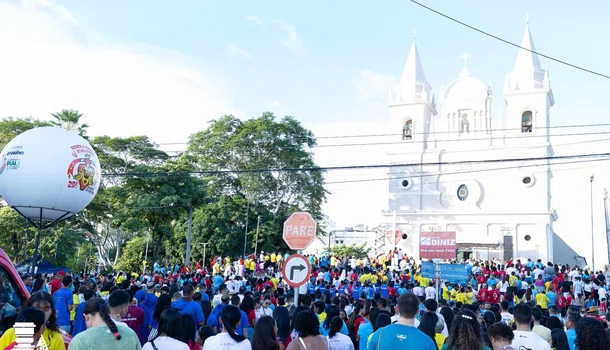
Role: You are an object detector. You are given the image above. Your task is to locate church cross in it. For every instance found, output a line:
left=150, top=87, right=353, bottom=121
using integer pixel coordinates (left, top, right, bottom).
left=525, top=12, right=530, bottom=25
left=412, top=28, right=417, bottom=39
left=461, top=52, right=470, bottom=68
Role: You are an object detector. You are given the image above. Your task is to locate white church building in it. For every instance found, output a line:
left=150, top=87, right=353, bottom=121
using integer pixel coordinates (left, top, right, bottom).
left=383, top=24, right=584, bottom=265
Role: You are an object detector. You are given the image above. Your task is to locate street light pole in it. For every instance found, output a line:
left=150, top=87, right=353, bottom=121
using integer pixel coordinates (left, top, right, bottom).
left=254, top=216, right=261, bottom=257
left=200, top=242, right=210, bottom=268
left=243, top=198, right=250, bottom=257
left=590, top=174, right=595, bottom=272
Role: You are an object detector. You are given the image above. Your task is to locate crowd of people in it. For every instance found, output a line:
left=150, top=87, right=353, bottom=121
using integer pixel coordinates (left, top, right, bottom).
left=1, top=250, right=610, bottom=349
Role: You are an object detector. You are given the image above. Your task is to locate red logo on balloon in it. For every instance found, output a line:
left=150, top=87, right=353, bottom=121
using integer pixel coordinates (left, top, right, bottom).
left=67, top=155, right=97, bottom=193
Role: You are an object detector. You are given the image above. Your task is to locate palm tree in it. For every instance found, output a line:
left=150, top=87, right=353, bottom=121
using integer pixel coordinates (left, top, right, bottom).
left=51, top=109, right=89, bottom=138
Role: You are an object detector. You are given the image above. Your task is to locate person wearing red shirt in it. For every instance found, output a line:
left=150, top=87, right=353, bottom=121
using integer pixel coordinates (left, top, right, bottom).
left=477, top=285, right=490, bottom=303
left=49, top=271, right=65, bottom=295
left=476, top=274, right=487, bottom=288
left=350, top=272, right=358, bottom=282
left=489, top=288, right=501, bottom=305
left=556, top=293, right=567, bottom=311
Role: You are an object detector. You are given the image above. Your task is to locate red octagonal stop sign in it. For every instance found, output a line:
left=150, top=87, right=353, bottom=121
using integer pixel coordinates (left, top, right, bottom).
left=283, top=212, right=317, bottom=250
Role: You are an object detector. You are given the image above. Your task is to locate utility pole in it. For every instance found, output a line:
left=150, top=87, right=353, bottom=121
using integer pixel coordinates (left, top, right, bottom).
left=254, top=216, right=261, bottom=257
left=185, top=205, right=194, bottom=266
left=590, top=174, right=595, bottom=272
left=243, top=198, right=250, bottom=257
left=144, top=231, right=150, bottom=274
left=200, top=242, right=210, bottom=267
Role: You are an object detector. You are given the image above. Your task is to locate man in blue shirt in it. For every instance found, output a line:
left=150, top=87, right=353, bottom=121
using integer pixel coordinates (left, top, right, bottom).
left=52, top=275, right=73, bottom=333
left=171, top=284, right=205, bottom=331
left=564, top=312, right=580, bottom=350
left=368, top=292, right=436, bottom=350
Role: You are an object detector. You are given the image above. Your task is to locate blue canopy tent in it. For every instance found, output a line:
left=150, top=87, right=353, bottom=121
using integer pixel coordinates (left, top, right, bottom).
left=35, top=261, right=71, bottom=274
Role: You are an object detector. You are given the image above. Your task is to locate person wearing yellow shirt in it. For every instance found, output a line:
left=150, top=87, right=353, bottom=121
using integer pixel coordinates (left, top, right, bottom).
left=0, top=292, right=66, bottom=350
left=465, top=287, right=475, bottom=304
left=271, top=276, right=279, bottom=289
left=71, top=286, right=86, bottom=325
left=450, top=288, right=457, bottom=301
left=271, top=253, right=276, bottom=263
left=370, top=275, right=378, bottom=284
left=455, top=288, right=467, bottom=304
left=330, top=256, right=337, bottom=267
left=536, top=292, right=550, bottom=311
left=360, top=273, right=371, bottom=284
left=442, top=282, right=451, bottom=300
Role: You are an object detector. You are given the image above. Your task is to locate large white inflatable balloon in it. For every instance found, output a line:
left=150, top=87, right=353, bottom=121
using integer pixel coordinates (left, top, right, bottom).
left=0, top=126, right=102, bottom=222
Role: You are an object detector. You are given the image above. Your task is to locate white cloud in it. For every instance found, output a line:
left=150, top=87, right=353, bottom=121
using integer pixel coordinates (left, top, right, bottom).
left=352, top=70, right=395, bottom=102
left=274, top=20, right=305, bottom=55
left=0, top=0, right=239, bottom=147
left=246, top=15, right=263, bottom=25
left=228, top=42, right=254, bottom=59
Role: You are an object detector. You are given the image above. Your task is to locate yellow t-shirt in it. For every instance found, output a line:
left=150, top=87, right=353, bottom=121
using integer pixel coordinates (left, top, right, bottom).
left=271, top=253, right=276, bottom=263
left=0, top=327, right=65, bottom=350
left=456, top=292, right=467, bottom=304
left=249, top=261, right=256, bottom=270
left=536, top=293, right=550, bottom=309
left=435, top=333, right=447, bottom=349
left=466, top=292, right=474, bottom=304
left=71, top=293, right=80, bottom=321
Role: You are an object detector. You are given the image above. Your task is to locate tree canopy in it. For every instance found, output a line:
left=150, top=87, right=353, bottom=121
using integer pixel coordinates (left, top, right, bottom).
left=0, top=111, right=327, bottom=273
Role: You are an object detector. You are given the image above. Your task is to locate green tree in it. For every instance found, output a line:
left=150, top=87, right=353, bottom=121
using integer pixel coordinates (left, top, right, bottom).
left=0, top=117, right=50, bottom=150
left=188, top=113, right=326, bottom=220
left=117, top=157, right=207, bottom=261
left=330, top=243, right=370, bottom=259
left=114, top=236, right=148, bottom=273
left=50, top=109, right=89, bottom=138
left=186, top=113, right=327, bottom=256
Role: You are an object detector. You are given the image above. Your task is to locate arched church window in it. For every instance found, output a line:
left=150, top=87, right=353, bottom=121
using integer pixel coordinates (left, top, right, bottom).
left=522, top=111, right=533, bottom=133
left=460, top=114, right=469, bottom=134
left=403, top=120, right=412, bottom=140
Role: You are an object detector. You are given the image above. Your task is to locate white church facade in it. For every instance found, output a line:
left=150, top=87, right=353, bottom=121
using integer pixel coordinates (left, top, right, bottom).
left=383, top=24, right=583, bottom=265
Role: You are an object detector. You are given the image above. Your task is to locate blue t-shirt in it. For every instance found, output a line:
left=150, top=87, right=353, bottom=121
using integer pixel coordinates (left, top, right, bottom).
left=546, top=291, right=556, bottom=307
left=71, top=302, right=87, bottom=336
left=368, top=324, right=436, bottom=350
left=171, top=299, right=205, bottom=329
left=52, top=288, right=73, bottom=326
left=358, top=320, right=373, bottom=350
left=565, top=328, right=576, bottom=350
left=380, top=286, right=389, bottom=298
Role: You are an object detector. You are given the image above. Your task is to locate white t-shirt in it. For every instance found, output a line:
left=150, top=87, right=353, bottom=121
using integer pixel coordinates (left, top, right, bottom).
left=203, top=333, right=252, bottom=350
left=143, top=336, right=189, bottom=350
left=328, top=333, right=355, bottom=350
left=424, top=286, right=436, bottom=300
left=511, top=330, right=552, bottom=350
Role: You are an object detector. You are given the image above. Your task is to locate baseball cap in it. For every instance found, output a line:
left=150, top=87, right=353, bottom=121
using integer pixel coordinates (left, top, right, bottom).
left=57, top=271, right=66, bottom=276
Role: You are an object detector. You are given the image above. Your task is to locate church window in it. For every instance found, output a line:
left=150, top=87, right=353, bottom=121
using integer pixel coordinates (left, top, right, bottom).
left=522, top=111, right=533, bottom=133
left=457, top=184, right=469, bottom=201
left=460, top=114, right=470, bottom=134
left=400, top=178, right=413, bottom=190
left=403, top=120, right=412, bottom=140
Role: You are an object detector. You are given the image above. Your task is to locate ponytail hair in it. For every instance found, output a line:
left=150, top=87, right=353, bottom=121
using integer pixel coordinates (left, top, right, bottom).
left=84, top=297, right=122, bottom=341
left=328, top=316, right=343, bottom=338
left=220, top=305, right=246, bottom=343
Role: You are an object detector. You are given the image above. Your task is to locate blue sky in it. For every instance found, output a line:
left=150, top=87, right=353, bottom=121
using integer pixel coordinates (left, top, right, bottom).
left=51, top=0, right=610, bottom=128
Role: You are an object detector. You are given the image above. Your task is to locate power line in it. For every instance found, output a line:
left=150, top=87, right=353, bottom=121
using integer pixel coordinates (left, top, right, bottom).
left=95, top=157, right=610, bottom=209
left=409, top=0, right=610, bottom=79
left=122, top=129, right=610, bottom=157
left=102, top=152, right=610, bottom=177
left=150, top=122, right=610, bottom=147
left=325, top=156, right=610, bottom=186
